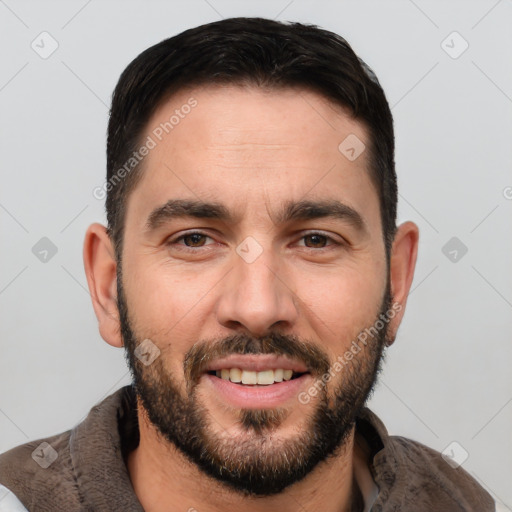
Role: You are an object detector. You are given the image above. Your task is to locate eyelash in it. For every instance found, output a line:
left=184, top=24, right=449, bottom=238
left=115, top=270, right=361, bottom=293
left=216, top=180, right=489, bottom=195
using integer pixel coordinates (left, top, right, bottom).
left=166, top=231, right=343, bottom=253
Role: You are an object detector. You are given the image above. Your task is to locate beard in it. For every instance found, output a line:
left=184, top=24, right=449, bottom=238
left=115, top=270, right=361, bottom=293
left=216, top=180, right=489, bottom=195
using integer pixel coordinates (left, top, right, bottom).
left=117, top=264, right=392, bottom=496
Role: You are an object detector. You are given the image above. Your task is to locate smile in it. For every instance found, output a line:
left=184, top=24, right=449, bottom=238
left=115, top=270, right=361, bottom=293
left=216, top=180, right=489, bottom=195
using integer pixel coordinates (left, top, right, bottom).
left=201, top=354, right=313, bottom=408
left=209, top=368, right=306, bottom=385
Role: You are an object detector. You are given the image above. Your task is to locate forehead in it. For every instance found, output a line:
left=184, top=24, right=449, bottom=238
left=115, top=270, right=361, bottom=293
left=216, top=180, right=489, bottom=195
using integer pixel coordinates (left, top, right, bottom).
left=125, top=84, right=379, bottom=231
left=146, top=84, right=367, bottom=162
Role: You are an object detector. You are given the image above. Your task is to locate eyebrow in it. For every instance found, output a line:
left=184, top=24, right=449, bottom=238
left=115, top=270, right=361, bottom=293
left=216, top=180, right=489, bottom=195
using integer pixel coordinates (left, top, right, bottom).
left=145, top=200, right=233, bottom=232
left=145, top=198, right=367, bottom=233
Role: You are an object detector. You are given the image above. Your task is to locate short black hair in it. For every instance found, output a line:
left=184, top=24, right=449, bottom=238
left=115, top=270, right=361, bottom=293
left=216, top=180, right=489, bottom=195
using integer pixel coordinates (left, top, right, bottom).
left=106, top=17, right=397, bottom=261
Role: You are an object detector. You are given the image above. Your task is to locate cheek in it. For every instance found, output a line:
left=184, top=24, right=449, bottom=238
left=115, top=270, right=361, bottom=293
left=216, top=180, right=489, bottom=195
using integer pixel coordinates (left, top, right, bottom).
left=123, top=259, right=213, bottom=341
left=134, top=272, right=201, bottom=329
left=292, top=263, right=385, bottom=344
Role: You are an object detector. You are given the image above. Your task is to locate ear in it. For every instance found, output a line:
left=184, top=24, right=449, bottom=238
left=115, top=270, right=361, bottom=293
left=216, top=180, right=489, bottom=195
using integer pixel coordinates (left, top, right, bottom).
left=83, top=223, right=123, bottom=348
left=386, top=221, right=419, bottom=345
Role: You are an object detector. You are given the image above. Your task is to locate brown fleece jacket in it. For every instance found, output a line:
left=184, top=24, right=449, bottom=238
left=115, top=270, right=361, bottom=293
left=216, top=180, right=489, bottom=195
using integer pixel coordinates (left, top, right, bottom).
left=0, top=386, right=495, bottom=511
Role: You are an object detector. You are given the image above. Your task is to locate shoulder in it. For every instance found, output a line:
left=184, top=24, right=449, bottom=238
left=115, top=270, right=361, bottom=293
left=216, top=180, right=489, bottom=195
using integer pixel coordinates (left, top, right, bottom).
left=356, top=409, right=495, bottom=511
left=384, top=435, right=495, bottom=510
left=0, top=430, right=77, bottom=511
left=0, top=429, right=71, bottom=477
left=0, top=386, right=135, bottom=511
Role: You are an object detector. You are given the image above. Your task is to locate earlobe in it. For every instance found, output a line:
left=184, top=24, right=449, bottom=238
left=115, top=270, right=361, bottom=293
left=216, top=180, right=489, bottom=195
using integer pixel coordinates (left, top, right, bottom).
left=386, top=221, right=419, bottom=344
left=83, top=223, right=123, bottom=348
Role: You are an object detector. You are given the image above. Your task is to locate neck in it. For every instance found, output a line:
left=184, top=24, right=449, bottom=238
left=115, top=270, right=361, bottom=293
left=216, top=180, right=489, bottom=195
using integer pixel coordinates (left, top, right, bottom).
left=127, top=402, right=361, bottom=512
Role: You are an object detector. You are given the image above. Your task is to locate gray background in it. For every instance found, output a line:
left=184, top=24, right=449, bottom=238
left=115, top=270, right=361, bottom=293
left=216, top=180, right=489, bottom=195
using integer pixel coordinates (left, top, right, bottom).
left=1, top=0, right=511, bottom=507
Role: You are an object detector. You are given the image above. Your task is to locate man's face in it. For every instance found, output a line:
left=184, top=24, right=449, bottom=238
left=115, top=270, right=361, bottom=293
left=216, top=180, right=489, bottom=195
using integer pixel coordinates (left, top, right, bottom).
left=118, top=85, right=391, bottom=495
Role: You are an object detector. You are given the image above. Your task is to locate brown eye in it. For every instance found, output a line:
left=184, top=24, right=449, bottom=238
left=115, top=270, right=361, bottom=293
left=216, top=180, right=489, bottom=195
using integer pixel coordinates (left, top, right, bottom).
left=167, top=231, right=214, bottom=251
left=181, top=233, right=208, bottom=247
left=303, top=234, right=329, bottom=248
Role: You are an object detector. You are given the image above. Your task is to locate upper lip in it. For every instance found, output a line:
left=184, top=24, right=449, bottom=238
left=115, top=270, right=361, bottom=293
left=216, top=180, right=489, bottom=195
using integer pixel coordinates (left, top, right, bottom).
left=203, top=354, right=309, bottom=373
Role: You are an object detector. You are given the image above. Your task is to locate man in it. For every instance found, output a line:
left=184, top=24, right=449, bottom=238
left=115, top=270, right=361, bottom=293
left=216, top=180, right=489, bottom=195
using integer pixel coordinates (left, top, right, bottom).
left=0, top=17, right=495, bottom=512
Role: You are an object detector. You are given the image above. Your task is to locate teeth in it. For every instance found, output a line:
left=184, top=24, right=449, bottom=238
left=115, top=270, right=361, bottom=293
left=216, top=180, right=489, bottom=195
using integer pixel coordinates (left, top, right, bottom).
left=214, top=368, right=302, bottom=385
left=241, top=370, right=257, bottom=385
left=229, top=368, right=242, bottom=383
left=257, top=370, right=274, bottom=385
left=274, top=369, right=284, bottom=382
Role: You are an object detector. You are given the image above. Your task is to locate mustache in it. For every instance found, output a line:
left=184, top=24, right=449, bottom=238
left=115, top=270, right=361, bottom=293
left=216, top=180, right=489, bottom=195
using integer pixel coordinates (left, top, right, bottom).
left=184, top=332, right=331, bottom=388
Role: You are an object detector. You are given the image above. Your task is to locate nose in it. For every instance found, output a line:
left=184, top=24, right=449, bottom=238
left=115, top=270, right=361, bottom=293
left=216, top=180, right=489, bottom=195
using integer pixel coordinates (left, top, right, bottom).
left=216, top=245, right=299, bottom=337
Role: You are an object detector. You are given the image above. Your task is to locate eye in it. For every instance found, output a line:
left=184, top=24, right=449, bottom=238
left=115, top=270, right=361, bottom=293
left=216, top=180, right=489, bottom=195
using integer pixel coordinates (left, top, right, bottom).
left=298, top=232, right=342, bottom=249
left=167, top=231, right=214, bottom=251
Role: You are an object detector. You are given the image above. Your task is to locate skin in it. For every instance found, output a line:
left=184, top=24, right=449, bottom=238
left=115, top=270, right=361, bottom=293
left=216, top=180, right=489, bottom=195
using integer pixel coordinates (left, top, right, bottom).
left=83, top=84, right=419, bottom=512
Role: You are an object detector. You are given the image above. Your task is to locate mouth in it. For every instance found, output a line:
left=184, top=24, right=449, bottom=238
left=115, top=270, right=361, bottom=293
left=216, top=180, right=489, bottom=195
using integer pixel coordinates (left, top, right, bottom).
left=200, top=354, right=313, bottom=408
left=203, top=354, right=310, bottom=384
left=206, top=368, right=308, bottom=386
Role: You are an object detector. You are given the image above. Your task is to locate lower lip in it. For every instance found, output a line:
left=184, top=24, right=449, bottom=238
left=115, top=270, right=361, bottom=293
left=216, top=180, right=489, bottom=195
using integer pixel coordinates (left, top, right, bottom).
left=201, top=373, right=312, bottom=409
